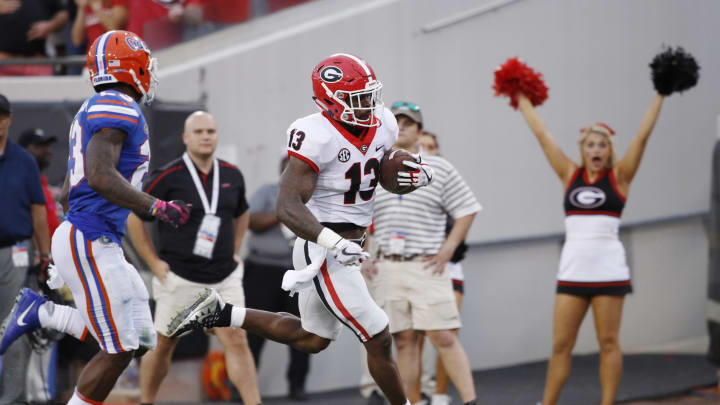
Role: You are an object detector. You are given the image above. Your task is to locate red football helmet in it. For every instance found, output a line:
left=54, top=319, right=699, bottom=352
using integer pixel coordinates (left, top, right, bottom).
left=311, top=53, right=383, bottom=127
left=86, top=30, right=158, bottom=105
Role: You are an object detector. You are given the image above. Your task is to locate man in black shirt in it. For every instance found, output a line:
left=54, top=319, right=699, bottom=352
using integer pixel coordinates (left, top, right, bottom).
left=0, top=0, right=68, bottom=57
left=126, top=111, right=261, bottom=405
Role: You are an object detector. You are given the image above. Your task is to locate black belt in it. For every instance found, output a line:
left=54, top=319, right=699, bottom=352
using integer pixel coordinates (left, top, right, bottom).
left=380, top=254, right=427, bottom=262
left=321, top=222, right=365, bottom=233
left=349, top=234, right=367, bottom=248
left=321, top=222, right=366, bottom=247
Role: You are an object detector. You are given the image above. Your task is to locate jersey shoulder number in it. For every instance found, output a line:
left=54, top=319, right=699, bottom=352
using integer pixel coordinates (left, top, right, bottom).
left=286, top=114, right=333, bottom=172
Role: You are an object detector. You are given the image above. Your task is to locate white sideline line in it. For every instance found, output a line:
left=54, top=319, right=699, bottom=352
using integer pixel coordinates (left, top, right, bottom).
left=160, top=0, right=400, bottom=78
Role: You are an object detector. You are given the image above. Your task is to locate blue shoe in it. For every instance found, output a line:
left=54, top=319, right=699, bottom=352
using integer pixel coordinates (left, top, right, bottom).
left=0, top=288, right=45, bottom=355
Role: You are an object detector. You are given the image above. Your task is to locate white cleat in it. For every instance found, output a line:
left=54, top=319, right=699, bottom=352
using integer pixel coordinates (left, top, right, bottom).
left=166, top=288, right=225, bottom=338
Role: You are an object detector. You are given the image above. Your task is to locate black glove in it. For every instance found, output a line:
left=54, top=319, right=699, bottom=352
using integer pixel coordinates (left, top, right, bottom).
left=29, top=255, right=52, bottom=293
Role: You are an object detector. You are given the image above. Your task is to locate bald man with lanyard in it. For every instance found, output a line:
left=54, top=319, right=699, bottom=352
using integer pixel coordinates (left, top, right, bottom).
left=126, top=111, right=261, bottom=405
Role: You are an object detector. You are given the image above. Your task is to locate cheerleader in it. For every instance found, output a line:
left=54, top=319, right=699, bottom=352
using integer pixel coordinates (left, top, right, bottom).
left=494, top=47, right=699, bottom=405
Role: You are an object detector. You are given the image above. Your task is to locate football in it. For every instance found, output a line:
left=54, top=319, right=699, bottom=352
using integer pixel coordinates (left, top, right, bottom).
left=379, top=149, right=416, bottom=194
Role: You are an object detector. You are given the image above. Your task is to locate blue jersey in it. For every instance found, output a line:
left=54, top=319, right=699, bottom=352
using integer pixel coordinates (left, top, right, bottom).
left=66, top=90, right=150, bottom=244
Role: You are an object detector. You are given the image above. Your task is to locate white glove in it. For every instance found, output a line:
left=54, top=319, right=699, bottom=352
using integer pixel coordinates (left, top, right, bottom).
left=398, top=157, right=434, bottom=188
left=332, top=238, right=370, bottom=266
left=316, top=227, right=370, bottom=266
left=46, top=263, right=65, bottom=290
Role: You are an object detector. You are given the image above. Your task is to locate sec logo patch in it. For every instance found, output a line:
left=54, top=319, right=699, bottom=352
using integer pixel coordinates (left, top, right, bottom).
left=338, top=148, right=351, bottom=162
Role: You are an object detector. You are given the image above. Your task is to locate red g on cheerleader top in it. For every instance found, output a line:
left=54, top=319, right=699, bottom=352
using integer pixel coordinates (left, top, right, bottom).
left=564, top=168, right=626, bottom=218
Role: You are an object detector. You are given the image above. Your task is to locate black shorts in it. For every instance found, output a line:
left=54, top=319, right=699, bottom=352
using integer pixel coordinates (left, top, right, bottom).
left=556, top=280, right=632, bottom=297
left=452, top=279, right=464, bottom=295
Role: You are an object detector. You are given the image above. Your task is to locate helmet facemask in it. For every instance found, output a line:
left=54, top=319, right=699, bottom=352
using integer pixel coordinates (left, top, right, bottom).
left=325, top=80, right=383, bottom=127
left=145, top=57, right=159, bottom=105
left=131, top=56, right=158, bottom=105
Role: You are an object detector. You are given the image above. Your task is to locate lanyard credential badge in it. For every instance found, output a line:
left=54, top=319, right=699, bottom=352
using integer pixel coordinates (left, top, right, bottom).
left=11, top=242, right=29, bottom=268
left=194, top=214, right=221, bottom=258
left=388, top=231, right=406, bottom=256
left=183, top=153, right=221, bottom=259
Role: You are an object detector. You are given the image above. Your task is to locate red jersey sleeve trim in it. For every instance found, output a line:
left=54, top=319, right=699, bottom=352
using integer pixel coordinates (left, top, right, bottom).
left=288, top=151, right=319, bottom=173
left=564, top=167, right=582, bottom=192
left=608, top=169, right=627, bottom=202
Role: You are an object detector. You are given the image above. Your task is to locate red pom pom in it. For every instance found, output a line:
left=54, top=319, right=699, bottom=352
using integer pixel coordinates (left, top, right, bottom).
left=493, top=57, right=549, bottom=109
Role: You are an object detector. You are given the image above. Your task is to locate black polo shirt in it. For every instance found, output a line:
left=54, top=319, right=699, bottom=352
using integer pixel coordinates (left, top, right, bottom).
left=142, top=156, right=248, bottom=283
left=0, top=140, right=46, bottom=247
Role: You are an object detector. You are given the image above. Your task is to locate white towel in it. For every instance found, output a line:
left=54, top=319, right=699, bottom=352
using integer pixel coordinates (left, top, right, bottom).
left=282, top=245, right=328, bottom=297
left=46, top=263, right=65, bottom=290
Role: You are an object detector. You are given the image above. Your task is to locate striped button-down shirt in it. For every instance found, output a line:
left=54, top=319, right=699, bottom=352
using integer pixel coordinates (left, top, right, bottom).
left=373, top=154, right=481, bottom=256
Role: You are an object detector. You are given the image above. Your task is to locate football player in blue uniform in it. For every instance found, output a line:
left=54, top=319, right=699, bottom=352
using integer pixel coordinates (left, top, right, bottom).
left=0, top=30, right=192, bottom=405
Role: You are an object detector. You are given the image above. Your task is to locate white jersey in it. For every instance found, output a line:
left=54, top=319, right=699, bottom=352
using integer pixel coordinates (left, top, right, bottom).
left=286, top=108, right=398, bottom=227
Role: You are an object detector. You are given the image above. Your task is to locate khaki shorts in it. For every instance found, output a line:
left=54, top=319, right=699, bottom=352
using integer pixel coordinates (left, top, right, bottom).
left=368, top=258, right=460, bottom=334
left=152, top=265, right=245, bottom=336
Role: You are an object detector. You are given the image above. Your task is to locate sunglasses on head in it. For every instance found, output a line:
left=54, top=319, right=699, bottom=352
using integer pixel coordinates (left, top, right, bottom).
left=392, top=101, right=421, bottom=111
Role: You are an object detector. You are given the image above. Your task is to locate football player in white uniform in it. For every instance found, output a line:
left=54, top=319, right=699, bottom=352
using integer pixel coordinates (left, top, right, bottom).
left=166, top=54, right=433, bottom=405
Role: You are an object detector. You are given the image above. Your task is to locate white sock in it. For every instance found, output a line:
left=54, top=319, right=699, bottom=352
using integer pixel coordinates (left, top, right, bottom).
left=230, top=305, right=246, bottom=328
left=39, top=302, right=88, bottom=341
left=67, top=389, right=102, bottom=405
left=431, top=394, right=451, bottom=405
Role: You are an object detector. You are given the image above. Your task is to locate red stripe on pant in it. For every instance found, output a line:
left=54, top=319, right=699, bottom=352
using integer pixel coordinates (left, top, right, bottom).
left=320, top=261, right=371, bottom=341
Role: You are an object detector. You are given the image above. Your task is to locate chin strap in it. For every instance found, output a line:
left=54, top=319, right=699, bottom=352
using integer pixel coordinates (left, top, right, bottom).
left=129, top=69, right=149, bottom=104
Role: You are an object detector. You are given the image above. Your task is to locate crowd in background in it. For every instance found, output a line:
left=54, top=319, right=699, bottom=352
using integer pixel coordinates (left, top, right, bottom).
left=0, top=0, right=311, bottom=76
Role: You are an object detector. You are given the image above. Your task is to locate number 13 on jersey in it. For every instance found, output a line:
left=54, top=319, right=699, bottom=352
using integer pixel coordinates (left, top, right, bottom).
left=68, top=117, right=150, bottom=189
left=68, top=119, right=85, bottom=187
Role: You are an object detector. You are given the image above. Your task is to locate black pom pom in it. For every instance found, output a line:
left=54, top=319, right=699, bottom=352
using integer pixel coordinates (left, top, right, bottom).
left=649, top=46, right=700, bottom=96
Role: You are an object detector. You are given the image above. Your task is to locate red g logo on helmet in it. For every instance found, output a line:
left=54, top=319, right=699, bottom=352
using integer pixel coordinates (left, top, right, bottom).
left=320, top=66, right=343, bottom=83
left=311, top=53, right=383, bottom=128
left=87, top=30, right=158, bottom=105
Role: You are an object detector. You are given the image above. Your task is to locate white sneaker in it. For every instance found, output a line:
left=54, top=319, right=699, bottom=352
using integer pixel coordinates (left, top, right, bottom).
left=431, top=394, right=451, bottom=405
left=166, top=288, right=225, bottom=337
